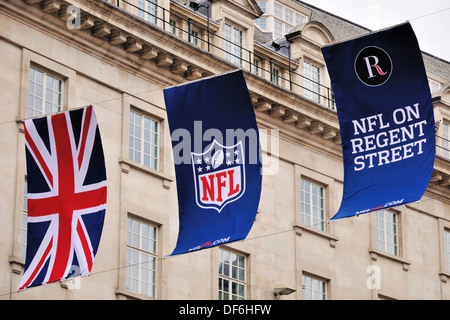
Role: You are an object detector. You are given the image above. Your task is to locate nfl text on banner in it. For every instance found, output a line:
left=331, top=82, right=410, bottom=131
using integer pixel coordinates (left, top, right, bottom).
left=164, top=70, right=262, bottom=256
left=19, top=106, right=107, bottom=290
left=321, top=22, right=435, bottom=220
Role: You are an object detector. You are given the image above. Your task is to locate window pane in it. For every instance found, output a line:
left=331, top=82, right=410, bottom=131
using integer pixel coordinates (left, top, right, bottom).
left=218, top=249, right=246, bottom=300
left=303, top=275, right=326, bottom=300
left=129, top=110, right=159, bottom=169
left=126, top=217, right=158, bottom=297
left=300, top=179, right=325, bottom=231
left=375, top=210, right=398, bottom=255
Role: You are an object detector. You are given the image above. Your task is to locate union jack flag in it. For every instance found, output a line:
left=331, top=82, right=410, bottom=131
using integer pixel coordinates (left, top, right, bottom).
left=19, top=106, right=107, bottom=290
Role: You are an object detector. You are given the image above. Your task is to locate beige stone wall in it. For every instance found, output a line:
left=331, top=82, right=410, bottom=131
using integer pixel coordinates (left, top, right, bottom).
left=0, top=0, right=449, bottom=300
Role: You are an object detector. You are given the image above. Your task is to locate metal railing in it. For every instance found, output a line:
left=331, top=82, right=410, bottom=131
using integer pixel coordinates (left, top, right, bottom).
left=116, top=0, right=336, bottom=110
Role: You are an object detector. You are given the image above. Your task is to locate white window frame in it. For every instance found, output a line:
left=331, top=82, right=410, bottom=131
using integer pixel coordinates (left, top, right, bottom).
left=218, top=248, right=246, bottom=300
left=28, top=66, right=63, bottom=117
left=169, top=18, right=178, bottom=35
left=303, top=60, right=321, bottom=103
left=284, top=8, right=293, bottom=24
left=274, top=19, right=283, bottom=39
left=224, top=23, right=244, bottom=67
left=300, top=179, right=325, bottom=231
left=271, top=67, right=280, bottom=85
left=302, top=274, right=327, bottom=300
left=445, top=229, right=450, bottom=273
left=137, top=0, right=158, bottom=25
left=126, top=216, right=158, bottom=298
left=375, top=209, right=399, bottom=256
left=255, top=17, right=267, bottom=30
left=428, top=78, right=442, bottom=93
left=443, top=122, right=449, bottom=160
left=295, top=13, right=304, bottom=26
left=190, top=28, right=200, bottom=46
left=253, top=58, right=260, bottom=76
left=256, top=1, right=266, bottom=14
left=129, top=109, right=160, bottom=170
left=274, top=3, right=282, bottom=19
left=22, top=179, right=28, bottom=259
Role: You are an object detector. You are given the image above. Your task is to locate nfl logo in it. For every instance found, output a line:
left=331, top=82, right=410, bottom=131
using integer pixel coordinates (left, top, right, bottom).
left=191, top=140, right=245, bottom=212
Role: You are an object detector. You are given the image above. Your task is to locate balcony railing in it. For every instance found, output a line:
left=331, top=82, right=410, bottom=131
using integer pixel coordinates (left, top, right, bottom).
left=115, top=0, right=336, bottom=110
left=436, top=134, right=450, bottom=159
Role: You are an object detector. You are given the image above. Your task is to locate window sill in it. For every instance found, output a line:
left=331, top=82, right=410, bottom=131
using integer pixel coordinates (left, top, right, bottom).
left=119, top=158, right=174, bottom=189
left=439, top=271, right=450, bottom=283
left=368, top=248, right=411, bottom=271
left=9, top=256, right=24, bottom=274
left=115, top=288, right=156, bottom=300
left=294, top=224, right=339, bottom=248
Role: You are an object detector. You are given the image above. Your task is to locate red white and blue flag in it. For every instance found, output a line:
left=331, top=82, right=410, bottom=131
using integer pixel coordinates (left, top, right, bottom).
left=19, top=106, right=107, bottom=290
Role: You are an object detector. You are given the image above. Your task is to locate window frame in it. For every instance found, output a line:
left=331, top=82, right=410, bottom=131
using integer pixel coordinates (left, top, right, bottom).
left=294, top=165, right=338, bottom=244
left=218, top=248, right=247, bottom=300
left=129, top=108, right=160, bottom=171
left=137, top=0, right=158, bottom=25
left=28, top=65, right=63, bottom=118
left=303, top=60, right=321, bottom=103
left=224, top=23, right=244, bottom=67
left=300, top=178, right=326, bottom=232
left=374, top=209, right=399, bottom=256
left=126, top=216, right=159, bottom=298
left=442, top=121, right=449, bottom=160
left=273, top=19, right=283, bottom=39
left=302, top=273, right=327, bottom=300
left=21, top=178, right=28, bottom=260
left=445, top=229, right=450, bottom=273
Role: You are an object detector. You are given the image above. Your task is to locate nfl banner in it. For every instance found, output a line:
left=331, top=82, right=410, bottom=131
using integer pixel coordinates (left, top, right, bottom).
left=321, top=22, right=435, bottom=220
left=19, top=106, right=107, bottom=290
left=164, top=70, right=262, bottom=256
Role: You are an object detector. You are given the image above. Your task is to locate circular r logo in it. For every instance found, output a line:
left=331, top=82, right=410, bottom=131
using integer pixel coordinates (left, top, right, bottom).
left=355, top=46, right=392, bottom=87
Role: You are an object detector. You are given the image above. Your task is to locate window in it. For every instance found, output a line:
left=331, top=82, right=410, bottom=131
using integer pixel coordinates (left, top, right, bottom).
left=304, top=61, right=321, bottom=103
left=253, top=58, right=260, bottom=76
left=126, top=217, right=158, bottom=297
left=375, top=210, right=398, bottom=256
left=255, top=17, right=266, bottom=30
left=285, top=8, right=293, bottom=24
left=428, top=79, right=442, bottom=93
left=274, top=19, right=283, bottom=39
left=22, top=179, right=28, bottom=259
left=284, top=8, right=293, bottom=33
left=443, top=122, right=449, bottom=159
left=190, top=29, right=200, bottom=46
left=137, top=0, right=158, bottom=25
left=445, top=229, right=450, bottom=273
left=218, top=248, right=246, bottom=300
left=274, top=4, right=282, bottom=18
left=28, top=66, right=62, bottom=117
left=295, top=13, right=304, bottom=26
left=301, top=179, right=325, bottom=231
left=225, top=24, right=243, bottom=67
left=302, top=274, right=327, bottom=300
left=169, top=19, right=178, bottom=35
left=256, top=1, right=266, bottom=13
left=129, top=109, right=159, bottom=170
left=271, top=67, right=280, bottom=85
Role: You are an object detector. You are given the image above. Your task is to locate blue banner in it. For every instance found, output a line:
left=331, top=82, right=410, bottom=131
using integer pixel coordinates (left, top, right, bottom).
left=164, top=70, right=262, bottom=255
left=321, top=23, right=435, bottom=220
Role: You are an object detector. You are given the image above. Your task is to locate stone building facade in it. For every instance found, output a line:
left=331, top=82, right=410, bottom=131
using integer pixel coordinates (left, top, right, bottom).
left=0, top=0, right=449, bottom=299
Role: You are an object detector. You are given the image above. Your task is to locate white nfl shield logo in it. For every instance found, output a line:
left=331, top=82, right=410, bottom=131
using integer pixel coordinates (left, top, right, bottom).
left=191, top=140, right=245, bottom=212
